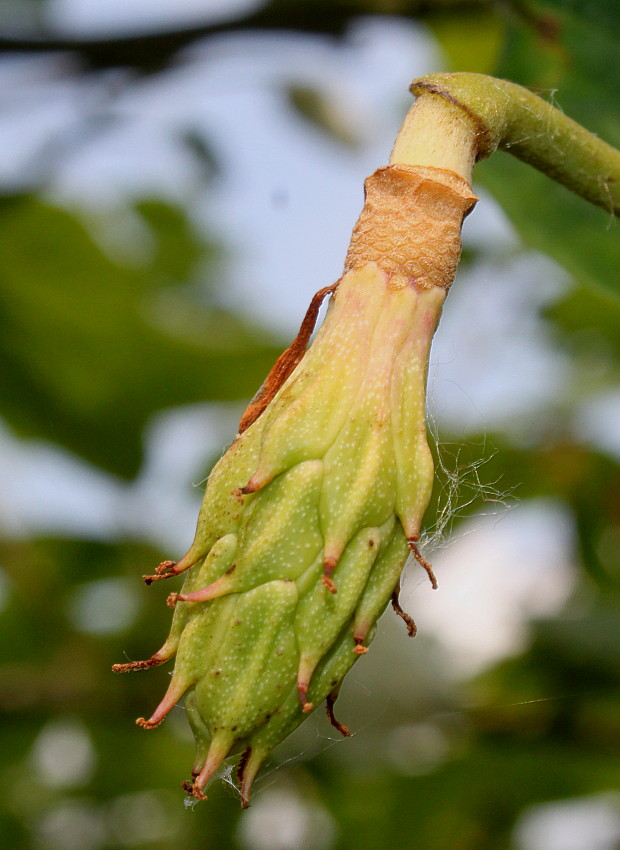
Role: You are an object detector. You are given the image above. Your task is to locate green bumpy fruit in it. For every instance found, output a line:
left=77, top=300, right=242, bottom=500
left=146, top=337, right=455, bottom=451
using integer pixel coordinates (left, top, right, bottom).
left=115, top=263, right=443, bottom=804
left=114, top=164, right=477, bottom=805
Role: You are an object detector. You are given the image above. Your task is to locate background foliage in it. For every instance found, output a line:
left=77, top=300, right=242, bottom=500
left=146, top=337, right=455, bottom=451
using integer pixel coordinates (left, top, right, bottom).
left=0, top=1, right=619, bottom=849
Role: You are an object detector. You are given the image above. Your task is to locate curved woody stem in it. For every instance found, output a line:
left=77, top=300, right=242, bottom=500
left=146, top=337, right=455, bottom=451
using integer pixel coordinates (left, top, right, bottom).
left=390, top=72, right=620, bottom=215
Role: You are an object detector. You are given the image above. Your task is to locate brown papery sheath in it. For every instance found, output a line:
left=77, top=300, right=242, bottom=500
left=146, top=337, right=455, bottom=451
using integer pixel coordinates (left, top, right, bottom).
left=344, top=165, right=478, bottom=290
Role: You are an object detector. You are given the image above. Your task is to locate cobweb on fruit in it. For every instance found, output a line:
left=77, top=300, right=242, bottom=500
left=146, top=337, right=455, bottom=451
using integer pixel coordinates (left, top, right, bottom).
left=417, top=406, right=516, bottom=556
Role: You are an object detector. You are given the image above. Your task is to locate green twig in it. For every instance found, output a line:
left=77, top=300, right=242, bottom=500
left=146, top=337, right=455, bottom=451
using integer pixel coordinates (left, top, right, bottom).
left=391, top=72, right=620, bottom=216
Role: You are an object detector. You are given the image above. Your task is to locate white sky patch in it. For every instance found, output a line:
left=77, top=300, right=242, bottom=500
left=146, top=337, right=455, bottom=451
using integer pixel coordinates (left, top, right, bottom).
left=68, top=577, right=140, bottom=635
left=0, top=420, right=121, bottom=540
left=0, top=403, right=237, bottom=551
left=386, top=721, right=451, bottom=776
left=31, top=717, right=96, bottom=789
left=28, top=19, right=437, bottom=332
left=237, top=787, right=337, bottom=850
left=47, top=0, right=261, bottom=37
left=461, top=188, right=518, bottom=254
left=107, top=791, right=182, bottom=845
left=514, top=794, right=620, bottom=850
left=573, top=388, right=620, bottom=460
left=429, top=251, right=571, bottom=437
left=403, top=499, right=576, bottom=678
left=113, top=402, right=241, bottom=551
left=0, top=59, right=83, bottom=191
left=37, top=802, right=107, bottom=850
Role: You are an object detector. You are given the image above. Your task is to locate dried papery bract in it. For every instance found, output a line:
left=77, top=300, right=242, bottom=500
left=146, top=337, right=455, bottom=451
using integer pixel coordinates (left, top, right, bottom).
left=114, top=72, right=620, bottom=805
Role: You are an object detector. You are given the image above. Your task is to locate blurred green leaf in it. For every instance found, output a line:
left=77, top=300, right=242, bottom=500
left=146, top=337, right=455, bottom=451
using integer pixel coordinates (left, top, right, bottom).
left=287, top=84, right=361, bottom=147
left=0, top=196, right=281, bottom=478
left=547, top=284, right=620, bottom=362
left=476, top=0, right=620, bottom=298
left=428, top=7, right=505, bottom=73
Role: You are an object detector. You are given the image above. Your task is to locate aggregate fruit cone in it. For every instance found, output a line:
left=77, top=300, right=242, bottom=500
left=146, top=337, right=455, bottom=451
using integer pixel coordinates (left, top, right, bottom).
left=114, top=163, right=477, bottom=805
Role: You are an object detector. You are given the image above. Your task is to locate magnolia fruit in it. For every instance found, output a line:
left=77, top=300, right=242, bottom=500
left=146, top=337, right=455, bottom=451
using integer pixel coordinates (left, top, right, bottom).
left=114, top=164, right=476, bottom=805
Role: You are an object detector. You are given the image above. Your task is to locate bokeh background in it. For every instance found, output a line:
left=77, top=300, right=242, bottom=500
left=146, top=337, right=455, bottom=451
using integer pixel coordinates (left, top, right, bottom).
left=1, top=1, right=619, bottom=848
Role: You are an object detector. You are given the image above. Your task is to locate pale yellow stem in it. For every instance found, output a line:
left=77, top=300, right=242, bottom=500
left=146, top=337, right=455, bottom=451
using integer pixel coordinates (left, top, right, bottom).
left=389, top=95, right=477, bottom=182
